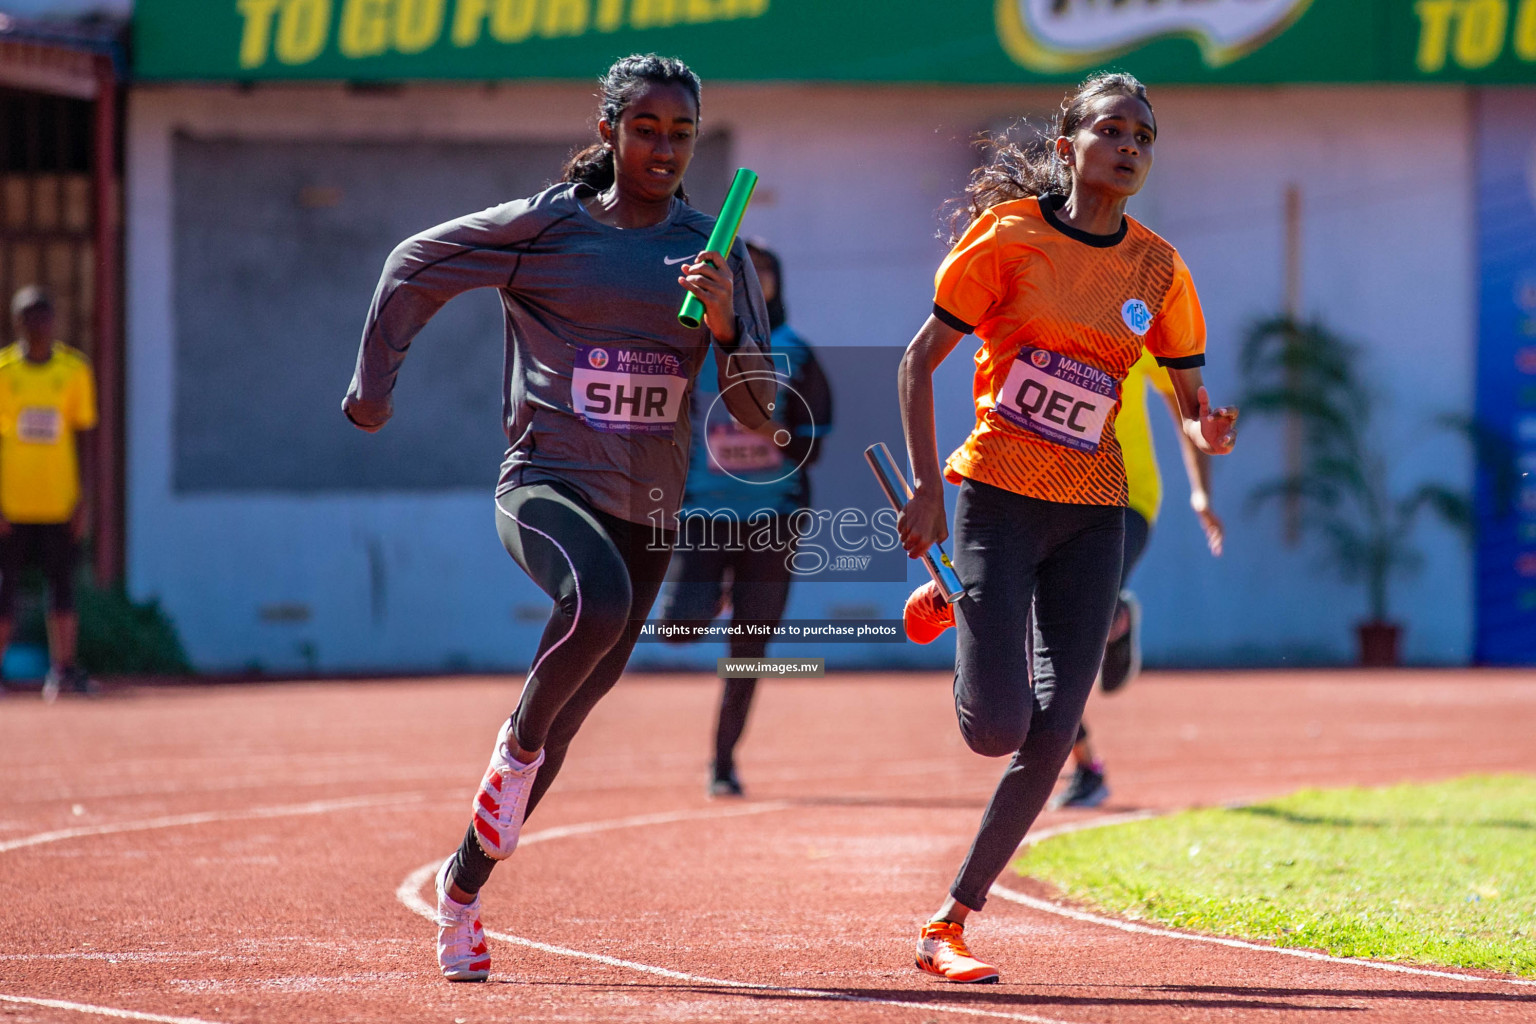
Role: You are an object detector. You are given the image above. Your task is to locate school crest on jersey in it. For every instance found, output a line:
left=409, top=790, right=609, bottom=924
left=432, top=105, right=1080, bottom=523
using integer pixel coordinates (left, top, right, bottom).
left=1121, top=299, right=1152, bottom=337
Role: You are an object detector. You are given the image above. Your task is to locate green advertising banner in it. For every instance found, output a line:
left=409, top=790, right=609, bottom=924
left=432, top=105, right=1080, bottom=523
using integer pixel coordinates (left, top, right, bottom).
left=132, top=0, right=1536, bottom=84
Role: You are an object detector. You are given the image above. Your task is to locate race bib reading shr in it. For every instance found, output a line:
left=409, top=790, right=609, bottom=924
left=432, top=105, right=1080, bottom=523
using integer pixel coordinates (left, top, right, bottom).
left=572, top=346, right=689, bottom=434
left=996, top=348, right=1118, bottom=453
left=17, top=407, right=62, bottom=444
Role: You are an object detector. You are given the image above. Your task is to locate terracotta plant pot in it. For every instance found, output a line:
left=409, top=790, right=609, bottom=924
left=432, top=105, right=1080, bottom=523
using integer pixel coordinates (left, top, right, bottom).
left=1356, top=621, right=1402, bottom=667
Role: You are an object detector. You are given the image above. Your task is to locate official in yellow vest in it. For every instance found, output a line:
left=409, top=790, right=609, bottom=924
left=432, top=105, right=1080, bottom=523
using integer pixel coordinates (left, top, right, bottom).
left=0, top=286, right=98, bottom=699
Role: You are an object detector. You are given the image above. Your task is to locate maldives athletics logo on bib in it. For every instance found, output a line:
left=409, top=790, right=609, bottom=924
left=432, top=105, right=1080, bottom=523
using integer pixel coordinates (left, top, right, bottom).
left=586, top=348, right=610, bottom=370
left=996, top=0, right=1314, bottom=73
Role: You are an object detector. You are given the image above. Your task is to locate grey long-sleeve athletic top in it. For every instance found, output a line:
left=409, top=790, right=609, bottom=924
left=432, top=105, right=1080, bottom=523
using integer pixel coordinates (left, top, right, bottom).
left=347, top=182, right=773, bottom=525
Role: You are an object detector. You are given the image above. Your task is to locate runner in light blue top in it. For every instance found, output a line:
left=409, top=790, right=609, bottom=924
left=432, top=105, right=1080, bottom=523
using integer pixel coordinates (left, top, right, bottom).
left=682, top=322, right=828, bottom=516
left=658, top=241, right=833, bottom=796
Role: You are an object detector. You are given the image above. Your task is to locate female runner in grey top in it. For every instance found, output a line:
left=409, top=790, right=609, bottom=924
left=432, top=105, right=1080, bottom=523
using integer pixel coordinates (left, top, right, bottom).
left=341, top=55, right=774, bottom=982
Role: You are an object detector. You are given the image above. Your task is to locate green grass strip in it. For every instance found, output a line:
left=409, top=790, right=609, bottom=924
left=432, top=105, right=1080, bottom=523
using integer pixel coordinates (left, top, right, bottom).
left=1017, top=774, right=1536, bottom=977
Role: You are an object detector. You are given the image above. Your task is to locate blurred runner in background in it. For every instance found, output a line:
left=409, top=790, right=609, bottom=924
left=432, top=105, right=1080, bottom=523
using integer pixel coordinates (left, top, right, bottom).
left=1051, top=350, right=1225, bottom=809
left=657, top=240, right=833, bottom=797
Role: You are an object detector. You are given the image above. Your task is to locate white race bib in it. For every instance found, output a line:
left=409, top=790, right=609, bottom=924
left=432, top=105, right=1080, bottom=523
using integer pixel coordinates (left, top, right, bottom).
left=706, top=420, right=784, bottom=474
left=571, top=346, right=688, bottom=435
left=17, top=407, right=62, bottom=444
left=995, top=348, right=1118, bottom=452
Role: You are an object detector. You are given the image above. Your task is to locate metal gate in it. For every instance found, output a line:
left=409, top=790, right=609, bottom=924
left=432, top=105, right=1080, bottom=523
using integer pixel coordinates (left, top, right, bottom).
left=0, top=69, right=123, bottom=584
left=0, top=88, right=96, bottom=355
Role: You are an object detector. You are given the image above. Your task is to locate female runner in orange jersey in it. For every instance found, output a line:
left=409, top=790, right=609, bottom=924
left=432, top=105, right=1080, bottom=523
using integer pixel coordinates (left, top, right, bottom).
left=896, top=73, right=1238, bottom=983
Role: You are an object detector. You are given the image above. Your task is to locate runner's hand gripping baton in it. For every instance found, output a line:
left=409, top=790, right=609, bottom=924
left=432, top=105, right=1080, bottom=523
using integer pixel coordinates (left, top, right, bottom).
left=864, top=442, right=966, bottom=603
left=678, top=168, right=759, bottom=329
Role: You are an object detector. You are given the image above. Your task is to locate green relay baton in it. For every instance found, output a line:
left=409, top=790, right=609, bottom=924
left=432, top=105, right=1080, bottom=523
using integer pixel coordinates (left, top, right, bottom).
left=678, top=167, right=759, bottom=329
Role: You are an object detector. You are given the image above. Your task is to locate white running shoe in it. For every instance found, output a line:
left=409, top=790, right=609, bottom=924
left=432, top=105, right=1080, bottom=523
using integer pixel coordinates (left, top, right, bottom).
left=472, top=718, right=544, bottom=860
left=41, top=668, right=61, bottom=704
left=434, top=857, right=490, bottom=981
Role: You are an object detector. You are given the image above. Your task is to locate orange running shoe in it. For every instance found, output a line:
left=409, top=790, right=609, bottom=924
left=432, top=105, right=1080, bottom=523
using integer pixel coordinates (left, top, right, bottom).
left=903, top=580, right=955, bottom=644
left=915, top=920, right=1000, bottom=983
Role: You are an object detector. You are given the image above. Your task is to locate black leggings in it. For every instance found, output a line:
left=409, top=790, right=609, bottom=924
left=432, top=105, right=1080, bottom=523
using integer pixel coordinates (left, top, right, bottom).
left=947, top=479, right=1124, bottom=911
left=1119, top=508, right=1151, bottom=594
left=0, top=523, right=77, bottom=616
left=656, top=515, right=796, bottom=776
left=1075, top=506, right=1150, bottom=746
left=451, top=482, right=674, bottom=895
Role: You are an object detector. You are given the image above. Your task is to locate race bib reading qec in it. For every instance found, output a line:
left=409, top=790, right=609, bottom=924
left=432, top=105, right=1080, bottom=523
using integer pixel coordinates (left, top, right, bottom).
left=571, top=346, right=689, bottom=435
left=996, top=348, right=1119, bottom=453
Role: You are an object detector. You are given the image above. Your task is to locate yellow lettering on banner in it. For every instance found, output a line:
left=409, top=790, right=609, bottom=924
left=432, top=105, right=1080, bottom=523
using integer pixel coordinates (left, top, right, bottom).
left=594, top=0, right=624, bottom=31
left=1516, top=0, right=1536, bottom=59
left=451, top=0, right=489, bottom=45
left=339, top=0, right=390, bottom=56
left=415, top=0, right=769, bottom=50
left=275, top=0, right=332, bottom=64
left=1454, top=0, right=1508, bottom=68
left=542, top=0, right=589, bottom=36
left=237, top=0, right=284, bottom=67
left=1415, top=0, right=1458, bottom=72
left=491, top=0, right=538, bottom=41
left=631, top=0, right=680, bottom=29
left=595, top=0, right=626, bottom=30
left=395, top=0, right=445, bottom=51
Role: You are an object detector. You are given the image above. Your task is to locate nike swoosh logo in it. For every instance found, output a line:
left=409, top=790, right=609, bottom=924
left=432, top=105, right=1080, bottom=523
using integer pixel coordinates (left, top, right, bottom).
left=663, top=255, right=693, bottom=266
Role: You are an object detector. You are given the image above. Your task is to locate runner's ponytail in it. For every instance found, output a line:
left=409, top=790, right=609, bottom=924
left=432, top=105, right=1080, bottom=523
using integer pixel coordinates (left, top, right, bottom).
left=562, top=143, right=616, bottom=192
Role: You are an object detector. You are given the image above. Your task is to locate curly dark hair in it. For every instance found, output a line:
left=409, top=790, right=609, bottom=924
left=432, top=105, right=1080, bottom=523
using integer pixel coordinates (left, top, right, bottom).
left=744, top=239, right=785, bottom=330
left=945, top=72, right=1154, bottom=242
left=562, top=54, right=702, bottom=201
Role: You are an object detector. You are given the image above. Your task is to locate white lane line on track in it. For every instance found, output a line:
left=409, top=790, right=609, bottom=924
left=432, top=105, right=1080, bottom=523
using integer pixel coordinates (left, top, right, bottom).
left=0, top=757, right=971, bottom=814
left=992, top=812, right=1536, bottom=990
left=397, top=805, right=1088, bottom=1024
left=0, top=993, right=226, bottom=1024
left=0, top=795, right=462, bottom=1024
left=0, top=792, right=442, bottom=854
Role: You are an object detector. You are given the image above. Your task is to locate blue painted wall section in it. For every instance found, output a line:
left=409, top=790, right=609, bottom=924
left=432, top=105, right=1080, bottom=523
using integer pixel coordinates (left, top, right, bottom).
left=1474, top=90, right=1536, bottom=664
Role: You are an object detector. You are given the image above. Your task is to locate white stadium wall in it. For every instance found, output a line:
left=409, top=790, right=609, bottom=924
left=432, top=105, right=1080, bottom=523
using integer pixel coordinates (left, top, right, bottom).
left=125, top=82, right=1475, bottom=673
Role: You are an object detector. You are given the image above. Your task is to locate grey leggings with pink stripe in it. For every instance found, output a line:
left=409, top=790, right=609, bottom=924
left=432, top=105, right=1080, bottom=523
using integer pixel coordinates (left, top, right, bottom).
left=451, top=481, right=674, bottom=895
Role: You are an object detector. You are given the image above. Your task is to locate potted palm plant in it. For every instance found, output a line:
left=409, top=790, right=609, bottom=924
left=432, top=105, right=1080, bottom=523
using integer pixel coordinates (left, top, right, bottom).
left=1239, top=316, right=1508, bottom=666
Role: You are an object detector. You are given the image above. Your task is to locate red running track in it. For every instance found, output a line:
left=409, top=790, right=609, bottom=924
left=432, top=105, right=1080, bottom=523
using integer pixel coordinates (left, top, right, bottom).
left=1, top=670, right=1534, bottom=1023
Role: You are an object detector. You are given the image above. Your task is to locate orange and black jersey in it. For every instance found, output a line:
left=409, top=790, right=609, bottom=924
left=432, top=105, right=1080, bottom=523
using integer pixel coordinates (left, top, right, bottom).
left=933, top=194, right=1205, bottom=507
